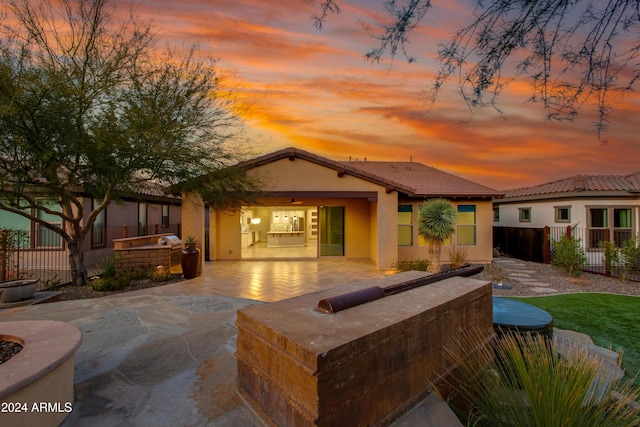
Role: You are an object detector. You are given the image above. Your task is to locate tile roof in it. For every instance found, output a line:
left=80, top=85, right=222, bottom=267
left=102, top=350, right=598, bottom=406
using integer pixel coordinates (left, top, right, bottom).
left=504, top=172, right=640, bottom=198
left=344, top=161, right=503, bottom=197
left=239, top=147, right=502, bottom=198
left=129, top=180, right=181, bottom=200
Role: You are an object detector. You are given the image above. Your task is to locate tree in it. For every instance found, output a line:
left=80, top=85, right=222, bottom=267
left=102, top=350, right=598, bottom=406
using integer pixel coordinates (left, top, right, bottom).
left=418, top=198, right=457, bottom=272
left=0, top=0, right=260, bottom=286
left=311, top=0, right=640, bottom=141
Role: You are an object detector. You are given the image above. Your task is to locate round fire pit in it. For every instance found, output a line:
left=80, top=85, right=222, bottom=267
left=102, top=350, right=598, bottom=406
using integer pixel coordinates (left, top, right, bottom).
left=0, top=279, right=39, bottom=303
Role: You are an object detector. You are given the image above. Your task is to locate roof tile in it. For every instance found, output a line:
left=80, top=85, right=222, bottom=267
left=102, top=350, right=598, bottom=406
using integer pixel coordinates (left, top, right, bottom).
left=504, top=172, right=640, bottom=198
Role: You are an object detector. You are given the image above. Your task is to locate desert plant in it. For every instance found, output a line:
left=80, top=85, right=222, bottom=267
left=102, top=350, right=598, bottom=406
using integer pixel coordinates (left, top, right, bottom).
left=150, top=266, right=173, bottom=282
left=392, top=258, right=430, bottom=272
left=434, top=328, right=640, bottom=427
left=418, top=199, right=457, bottom=272
left=551, top=235, right=588, bottom=277
left=484, top=263, right=509, bottom=286
left=41, top=274, right=61, bottom=291
left=447, top=245, right=468, bottom=268
left=184, top=235, right=197, bottom=246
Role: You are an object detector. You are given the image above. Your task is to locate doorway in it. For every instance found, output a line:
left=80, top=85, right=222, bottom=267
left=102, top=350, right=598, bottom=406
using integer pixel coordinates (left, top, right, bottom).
left=241, top=206, right=318, bottom=259
left=319, top=206, right=344, bottom=256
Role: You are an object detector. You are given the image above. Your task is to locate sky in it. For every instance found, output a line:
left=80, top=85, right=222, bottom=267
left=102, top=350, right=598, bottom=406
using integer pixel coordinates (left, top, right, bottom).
left=132, top=0, right=638, bottom=190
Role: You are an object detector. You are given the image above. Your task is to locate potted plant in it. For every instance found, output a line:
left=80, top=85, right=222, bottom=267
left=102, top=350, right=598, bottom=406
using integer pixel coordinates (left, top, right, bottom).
left=181, top=236, right=200, bottom=279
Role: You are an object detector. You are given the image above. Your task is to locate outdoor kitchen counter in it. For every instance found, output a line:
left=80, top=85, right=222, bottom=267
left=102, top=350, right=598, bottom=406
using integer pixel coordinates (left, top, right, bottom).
left=266, top=231, right=305, bottom=247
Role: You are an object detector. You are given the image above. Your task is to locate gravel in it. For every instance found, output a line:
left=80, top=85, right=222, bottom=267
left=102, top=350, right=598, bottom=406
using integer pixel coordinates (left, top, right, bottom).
left=473, top=257, right=640, bottom=297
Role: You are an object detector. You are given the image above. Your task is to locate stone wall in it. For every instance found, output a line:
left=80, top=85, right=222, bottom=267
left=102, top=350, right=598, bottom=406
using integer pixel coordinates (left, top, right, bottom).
left=236, top=271, right=493, bottom=427
left=113, top=234, right=181, bottom=274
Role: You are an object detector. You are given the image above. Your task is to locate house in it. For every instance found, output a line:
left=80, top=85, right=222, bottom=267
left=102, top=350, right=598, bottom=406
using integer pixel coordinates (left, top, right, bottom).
left=0, top=182, right=182, bottom=283
left=181, top=147, right=503, bottom=272
left=493, top=173, right=640, bottom=260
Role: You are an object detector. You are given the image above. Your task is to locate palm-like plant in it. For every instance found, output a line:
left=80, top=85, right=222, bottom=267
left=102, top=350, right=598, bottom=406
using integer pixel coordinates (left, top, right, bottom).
left=418, top=198, right=457, bottom=272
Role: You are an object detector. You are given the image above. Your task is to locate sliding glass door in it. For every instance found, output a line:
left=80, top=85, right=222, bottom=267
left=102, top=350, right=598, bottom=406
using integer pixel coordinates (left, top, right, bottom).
left=319, top=206, right=344, bottom=256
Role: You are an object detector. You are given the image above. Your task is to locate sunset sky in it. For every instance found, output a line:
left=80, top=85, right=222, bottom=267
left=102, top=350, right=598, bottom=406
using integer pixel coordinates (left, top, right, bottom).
left=134, top=0, right=638, bottom=190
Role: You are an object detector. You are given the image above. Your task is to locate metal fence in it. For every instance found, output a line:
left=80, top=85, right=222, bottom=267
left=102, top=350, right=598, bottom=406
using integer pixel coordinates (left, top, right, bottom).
left=1, top=223, right=181, bottom=288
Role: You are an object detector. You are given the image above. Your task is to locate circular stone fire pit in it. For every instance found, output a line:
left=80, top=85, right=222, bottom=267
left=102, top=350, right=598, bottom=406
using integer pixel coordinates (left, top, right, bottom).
left=0, top=279, right=39, bottom=303
left=0, top=320, right=82, bottom=426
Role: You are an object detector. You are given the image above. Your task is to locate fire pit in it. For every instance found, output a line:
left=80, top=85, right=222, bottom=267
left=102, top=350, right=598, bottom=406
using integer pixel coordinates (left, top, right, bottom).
left=0, top=279, right=39, bottom=303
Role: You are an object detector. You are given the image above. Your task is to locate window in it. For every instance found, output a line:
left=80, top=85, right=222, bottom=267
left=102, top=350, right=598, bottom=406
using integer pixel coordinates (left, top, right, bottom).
left=92, top=199, right=106, bottom=248
left=588, top=207, right=634, bottom=248
left=493, top=207, right=500, bottom=222
left=398, top=205, right=413, bottom=246
left=555, top=206, right=571, bottom=223
left=138, top=202, right=147, bottom=236
left=457, top=205, right=476, bottom=245
left=519, top=208, right=531, bottom=222
left=162, top=205, right=170, bottom=227
left=613, top=208, right=633, bottom=247
left=35, top=199, right=62, bottom=248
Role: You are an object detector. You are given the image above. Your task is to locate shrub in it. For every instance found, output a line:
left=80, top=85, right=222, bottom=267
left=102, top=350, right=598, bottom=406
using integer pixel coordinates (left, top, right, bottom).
left=447, top=245, right=468, bottom=268
left=434, top=328, right=640, bottom=427
left=150, top=266, right=173, bottom=282
left=91, top=276, right=128, bottom=291
left=601, top=238, right=640, bottom=282
left=100, top=255, right=117, bottom=278
left=41, top=274, right=61, bottom=291
left=124, top=266, right=152, bottom=281
left=551, top=235, right=587, bottom=277
left=392, top=258, right=430, bottom=272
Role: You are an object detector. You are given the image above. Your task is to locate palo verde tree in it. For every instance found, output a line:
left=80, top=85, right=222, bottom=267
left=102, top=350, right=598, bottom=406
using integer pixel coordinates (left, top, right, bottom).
left=311, top=0, right=640, bottom=142
left=0, top=0, right=260, bottom=285
left=418, top=198, right=457, bottom=272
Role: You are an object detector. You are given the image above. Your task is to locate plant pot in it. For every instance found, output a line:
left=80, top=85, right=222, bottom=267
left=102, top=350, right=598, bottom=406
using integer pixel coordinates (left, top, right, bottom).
left=181, top=244, right=200, bottom=279
left=0, top=279, right=39, bottom=303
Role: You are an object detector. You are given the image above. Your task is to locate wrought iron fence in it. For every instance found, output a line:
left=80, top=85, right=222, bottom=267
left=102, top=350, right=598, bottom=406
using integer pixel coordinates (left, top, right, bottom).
left=0, top=224, right=181, bottom=288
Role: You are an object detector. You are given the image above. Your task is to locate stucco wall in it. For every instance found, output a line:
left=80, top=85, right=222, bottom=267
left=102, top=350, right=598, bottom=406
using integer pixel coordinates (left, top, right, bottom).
left=397, top=200, right=495, bottom=265
left=495, top=197, right=640, bottom=229
left=208, top=157, right=398, bottom=270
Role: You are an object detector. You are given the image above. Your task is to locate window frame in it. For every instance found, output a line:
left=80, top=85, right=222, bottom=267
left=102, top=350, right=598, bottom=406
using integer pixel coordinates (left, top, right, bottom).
left=456, top=204, right=477, bottom=246
left=519, top=207, right=531, bottom=223
left=91, top=199, right=107, bottom=249
left=34, top=198, right=64, bottom=249
left=554, top=206, right=571, bottom=223
left=397, top=204, right=413, bottom=246
left=587, top=206, right=635, bottom=248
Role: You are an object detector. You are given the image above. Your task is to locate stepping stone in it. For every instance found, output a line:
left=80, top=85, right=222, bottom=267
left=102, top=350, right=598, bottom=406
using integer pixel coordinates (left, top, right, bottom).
left=554, top=328, right=594, bottom=345
left=510, top=276, right=534, bottom=282
left=522, top=281, right=551, bottom=287
left=531, top=287, right=558, bottom=293
left=509, top=272, right=532, bottom=277
left=509, top=269, right=536, bottom=274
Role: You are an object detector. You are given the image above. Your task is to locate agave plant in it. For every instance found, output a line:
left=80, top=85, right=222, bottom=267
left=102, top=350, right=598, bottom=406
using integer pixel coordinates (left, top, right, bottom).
left=418, top=198, right=457, bottom=272
left=434, top=328, right=640, bottom=427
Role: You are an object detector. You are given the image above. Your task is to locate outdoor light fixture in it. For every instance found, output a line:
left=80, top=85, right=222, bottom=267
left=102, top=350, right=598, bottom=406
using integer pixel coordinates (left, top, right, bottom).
left=251, top=218, right=261, bottom=224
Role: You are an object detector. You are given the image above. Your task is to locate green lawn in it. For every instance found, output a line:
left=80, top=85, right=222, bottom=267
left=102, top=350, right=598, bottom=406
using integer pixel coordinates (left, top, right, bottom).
left=511, top=294, right=640, bottom=386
